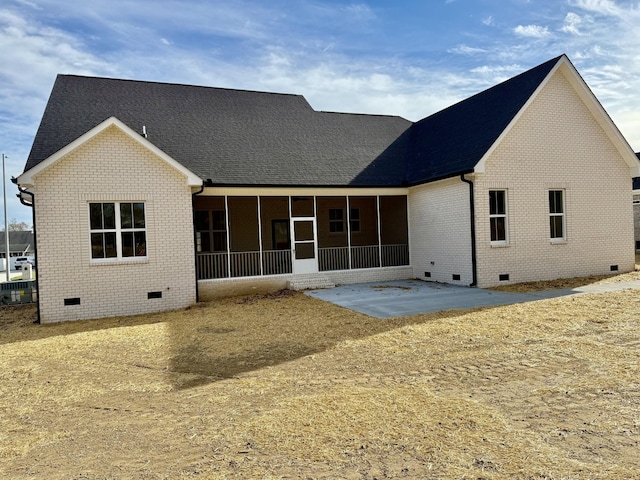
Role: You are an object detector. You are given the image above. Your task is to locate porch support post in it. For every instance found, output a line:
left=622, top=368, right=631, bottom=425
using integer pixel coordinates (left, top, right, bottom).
left=376, top=195, right=382, bottom=268
left=224, top=195, right=231, bottom=278
left=346, top=195, right=352, bottom=270
left=257, top=196, right=263, bottom=276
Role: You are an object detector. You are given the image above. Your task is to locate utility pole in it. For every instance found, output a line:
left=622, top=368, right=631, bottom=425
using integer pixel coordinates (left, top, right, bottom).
left=2, top=153, right=9, bottom=282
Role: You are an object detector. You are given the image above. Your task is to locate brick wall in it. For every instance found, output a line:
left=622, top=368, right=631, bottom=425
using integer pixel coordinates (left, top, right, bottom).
left=33, top=126, right=196, bottom=322
left=473, top=68, right=635, bottom=287
left=408, top=177, right=473, bottom=285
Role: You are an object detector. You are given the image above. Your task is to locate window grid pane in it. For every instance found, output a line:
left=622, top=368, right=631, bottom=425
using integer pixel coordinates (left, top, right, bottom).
left=550, top=216, right=564, bottom=239
left=490, top=217, right=506, bottom=242
left=91, top=233, right=105, bottom=258
left=104, top=232, right=117, bottom=258
left=90, top=204, right=103, bottom=230
left=133, top=203, right=145, bottom=228
left=103, top=203, right=116, bottom=229
left=122, top=232, right=134, bottom=257
left=134, top=231, right=146, bottom=256
left=120, top=203, right=133, bottom=229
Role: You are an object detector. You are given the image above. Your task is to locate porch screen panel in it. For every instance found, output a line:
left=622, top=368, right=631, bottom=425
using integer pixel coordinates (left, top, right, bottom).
left=260, top=197, right=292, bottom=275
left=349, top=196, right=380, bottom=269
left=228, top=197, right=260, bottom=277
left=317, top=197, right=349, bottom=271
left=379, top=196, right=409, bottom=266
left=194, top=196, right=229, bottom=279
left=291, top=196, right=314, bottom=217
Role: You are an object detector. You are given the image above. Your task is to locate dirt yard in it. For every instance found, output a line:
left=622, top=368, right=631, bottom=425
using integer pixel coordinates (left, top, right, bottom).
left=1, top=268, right=639, bottom=479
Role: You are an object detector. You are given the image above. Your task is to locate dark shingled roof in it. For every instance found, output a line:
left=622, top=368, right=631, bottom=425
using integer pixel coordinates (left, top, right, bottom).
left=406, top=56, right=561, bottom=185
left=25, top=56, right=565, bottom=187
left=25, top=77, right=412, bottom=187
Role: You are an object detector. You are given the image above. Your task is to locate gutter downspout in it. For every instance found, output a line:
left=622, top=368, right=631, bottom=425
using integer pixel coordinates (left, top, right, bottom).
left=15, top=182, right=40, bottom=323
left=460, top=174, right=478, bottom=287
left=191, top=183, right=205, bottom=302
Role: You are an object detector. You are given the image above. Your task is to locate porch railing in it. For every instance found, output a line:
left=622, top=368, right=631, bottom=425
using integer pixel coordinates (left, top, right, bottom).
left=318, top=244, right=409, bottom=271
left=197, top=244, right=409, bottom=279
left=196, top=252, right=228, bottom=280
left=350, top=245, right=380, bottom=269
left=382, top=244, right=409, bottom=267
left=230, top=251, right=260, bottom=277
left=197, top=250, right=292, bottom=279
left=318, top=247, right=349, bottom=272
left=262, top=250, right=292, bottom=275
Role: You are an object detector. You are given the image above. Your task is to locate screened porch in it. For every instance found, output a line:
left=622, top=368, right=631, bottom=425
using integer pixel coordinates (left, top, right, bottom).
left=194, top=195, right=409, bottom=280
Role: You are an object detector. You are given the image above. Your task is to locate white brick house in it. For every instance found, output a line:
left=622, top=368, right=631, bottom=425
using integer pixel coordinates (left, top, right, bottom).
left=18, top=54, right=640, bottom=323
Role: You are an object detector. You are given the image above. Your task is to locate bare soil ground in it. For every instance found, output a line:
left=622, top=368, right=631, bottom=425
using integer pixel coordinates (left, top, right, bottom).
left=1, top=266, right=639, bottom=479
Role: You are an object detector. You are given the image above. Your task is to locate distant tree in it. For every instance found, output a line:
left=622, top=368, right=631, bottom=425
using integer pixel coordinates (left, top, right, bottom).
left=3, top=219, right=32, bottom=232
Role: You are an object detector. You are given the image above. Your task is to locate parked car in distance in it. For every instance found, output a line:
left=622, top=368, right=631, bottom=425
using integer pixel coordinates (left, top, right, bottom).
left=14, top=256, right=35, bottom=270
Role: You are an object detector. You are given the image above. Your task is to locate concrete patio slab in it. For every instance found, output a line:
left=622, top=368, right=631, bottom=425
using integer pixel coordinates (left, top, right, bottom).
left=305, top=279, right=640, bottom=318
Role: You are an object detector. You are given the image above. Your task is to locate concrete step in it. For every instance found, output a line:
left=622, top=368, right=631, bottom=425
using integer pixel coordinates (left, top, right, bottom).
left=287, top=274, right=336, bottom=291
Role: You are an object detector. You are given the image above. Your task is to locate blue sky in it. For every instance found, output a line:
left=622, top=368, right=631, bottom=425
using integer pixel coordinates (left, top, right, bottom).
left=2, top=0, right=640, bottom=225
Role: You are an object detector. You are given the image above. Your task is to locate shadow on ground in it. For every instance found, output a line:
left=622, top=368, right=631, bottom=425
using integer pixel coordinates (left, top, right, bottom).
left=165, top=290, right=479, bottom=390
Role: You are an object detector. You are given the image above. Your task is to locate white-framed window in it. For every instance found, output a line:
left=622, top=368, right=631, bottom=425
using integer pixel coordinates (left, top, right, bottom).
left=89, top=202, right=147, bottom=261
left=489, top=190, right=508, bottom=244
left=549, top=190, right=566, bottom=241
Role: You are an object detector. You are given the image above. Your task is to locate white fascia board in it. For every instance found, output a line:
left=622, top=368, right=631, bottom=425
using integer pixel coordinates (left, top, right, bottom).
left=17, top=116, right=203, bottom=187
left=473, top=55, right=640, bottom=177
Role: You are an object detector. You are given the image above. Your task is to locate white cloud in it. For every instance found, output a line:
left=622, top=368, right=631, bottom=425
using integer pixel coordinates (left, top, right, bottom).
left=513, top=24, right=551, bottom=38
left=482, top=16, right=494, bottom=26
left=568, top=0, right=623, bottom=16
left=561, top=12, right=582, bottom=35
left=343, top=3, right=375, bottom=21
left=449, top=44, right=487, bottom=55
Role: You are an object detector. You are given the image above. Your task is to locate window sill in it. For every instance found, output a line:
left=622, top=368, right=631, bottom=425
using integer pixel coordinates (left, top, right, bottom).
left=490, top=242, right=510, bottom=248
left=550, top=239, right=567, bottom=245
left=90, top=258, right=149, bottom=267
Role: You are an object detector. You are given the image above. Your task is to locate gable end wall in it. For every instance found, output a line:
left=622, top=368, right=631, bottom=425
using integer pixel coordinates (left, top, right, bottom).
left=474, top=68, right=635, bottom=287
left=33, top=126, right=196, bottom=322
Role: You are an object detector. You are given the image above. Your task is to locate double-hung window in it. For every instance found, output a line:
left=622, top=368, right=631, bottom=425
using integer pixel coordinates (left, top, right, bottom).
left=328, top=208, right=344, bottom=233
left=90, top=202, right=146, bottom=260
left=489, top=190, right=508, bottom=244
left=549, top=190, right=566, bottom=241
